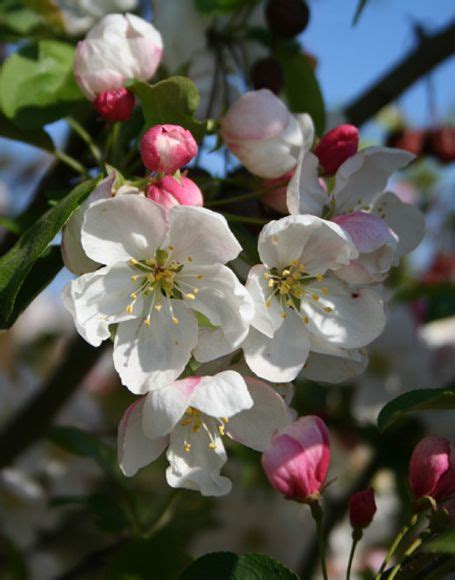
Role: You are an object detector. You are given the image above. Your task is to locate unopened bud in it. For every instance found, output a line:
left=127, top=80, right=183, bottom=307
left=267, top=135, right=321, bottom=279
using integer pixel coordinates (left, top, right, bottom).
left=314, top=124, right=359, bottom=176
left=146, top=175, right=203, bottom=212
left=93, top=88, right=135, bottom=122
left=349, top=488, right=377, bottom=529
left=141, top=124, right=198, bottom=174
left=265, top=0, right=310, bottom=38
left=409, top=436, right=454, bottom=502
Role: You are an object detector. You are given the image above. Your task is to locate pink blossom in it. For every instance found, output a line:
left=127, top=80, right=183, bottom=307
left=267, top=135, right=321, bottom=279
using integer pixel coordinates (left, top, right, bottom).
left=349, top=488, right=377, bottom=529
left=314, top=124, right=359, bottom=176
left=93, top=88, right=135, bottom=122
left=146, top=175, right=203, bottom=211
left=261, top=416, right=330, bottom=503
left=141, top=125, right=198, bottom=174
left=409, top=436, right=453, bottom=500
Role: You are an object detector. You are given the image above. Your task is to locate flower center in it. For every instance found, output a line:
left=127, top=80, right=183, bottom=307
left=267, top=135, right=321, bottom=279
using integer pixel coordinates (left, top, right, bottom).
left=125, top=247, right=202, bottom=326
left=179, top=406, right=229, bottom=453
left=264, top=260, right=332, bottom=323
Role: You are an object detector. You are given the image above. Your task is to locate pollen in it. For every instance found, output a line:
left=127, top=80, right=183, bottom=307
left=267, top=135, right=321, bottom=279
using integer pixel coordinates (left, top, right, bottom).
left=168, top=245, right=174, bottom=251
left=130, top=292, right=137, bottom=299
left=321, top=287, right=329, bottom=295
left=272, top=234, right=278, bottom=243
left=144, top=317, right=151, bottom=326
left=154, top=304, right=162, bottom=311
left=129, top=258, right=138, bottom=265
left=303, top=316, right=309, bottom=324
left=183, top=442, right=191, bottom=453
left=187, top=256, right=193, bottom=262
left=172, top=316, right=179, bottom=325
left=324, top=307, right=333, bottom=313
left=208, top=442, right=217, bottom=450
left=312, top=294, right=319, bottom=301
left=126, top=304, right=134, bottom=314
left=316, top=274, right=324, bottom=282
left=184, top=293, right=196, bottom=300
left=196, top=274, right=203, bottom=280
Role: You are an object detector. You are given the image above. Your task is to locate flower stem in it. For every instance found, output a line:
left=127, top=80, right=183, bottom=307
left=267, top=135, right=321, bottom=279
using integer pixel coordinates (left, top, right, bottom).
left=387, top=536, right=424, bottom=580
left=205, top=183, right=282, bottom=208
left=54, top=148, right=89, bottom=176
left=310, top=501, right=329, bottom=580
left=67, top=116, right=103, bottom=166
left=375, top=513, right=418, bottom=578
left=346, top=529, right=363, bottom=580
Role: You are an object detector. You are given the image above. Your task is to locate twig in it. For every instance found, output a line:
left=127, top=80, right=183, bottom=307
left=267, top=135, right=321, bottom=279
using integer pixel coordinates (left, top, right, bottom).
left=0, top=335, right=107, bottom=468
left=345, top=19, right=455, bottom=126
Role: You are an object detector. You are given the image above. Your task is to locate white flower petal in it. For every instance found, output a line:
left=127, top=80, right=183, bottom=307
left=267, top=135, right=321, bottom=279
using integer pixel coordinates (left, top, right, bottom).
left=258, top=215, right=356, bottom=273
left=81, top=195, right=167, bottom=265
left=246, top=264, right=285, bottom=338
left=332, top=147, right=414, bottom=213
left=371, top=192, right=425, bottom=255
left=142, top=377, right=201, bottom=440
left=62, top=263, right=142, bottom=347
left=186, top=264, right=254, bottom=361
left=166, top=422, right=231, bottom=496
left=190, top=371, right=253, bottom=418
left=118, top=398, right=168, bottom=477
left=226, top=377, right=291, bottom=451
left=301, top=276, right=385, bottom=349
left=243, top=312, right=311, bottom=382
left=166, top=206, right=242, bottom=265
left=113, top=300, right=198, bottom=393
left=301, top=337, right=368, bottom=383
left=62, top=174, right=115, bottom=275
left=286, top=151, right=326, bottom=216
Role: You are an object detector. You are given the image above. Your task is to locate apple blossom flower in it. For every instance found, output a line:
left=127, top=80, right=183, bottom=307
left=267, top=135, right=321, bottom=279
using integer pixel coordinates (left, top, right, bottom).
left=409, top=436, right=454, bottom=501
left=61, top=173, right=141, bottom=275
left=92, top=88, right=135, bottom=122
left=313, top=124, right=359, bottom=176
left=262, top=415, right=330, bottom=503
left=141, top=125, right=198, bottom=174
left=118, top=371, right=291, bottom=496
left=242, top=214, right=385, bottom=382
left=59, top=0, right=138, bottom=36
left=287, top=146, right=424, bottom=282
left=63, top=195, right=254, bottom=393
left=220, top=90, right=314, bottom=179
left=74, top=13, right=163, bottom=101
left=349, top=488, right=377, bottom=529
left=146, top=175, right=203, bottom=212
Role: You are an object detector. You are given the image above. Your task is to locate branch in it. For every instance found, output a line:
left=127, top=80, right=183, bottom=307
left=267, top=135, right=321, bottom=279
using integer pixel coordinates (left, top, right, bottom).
left=0, top=335, right=107, bottom=468
left=345, top=19, right=455, bottom=126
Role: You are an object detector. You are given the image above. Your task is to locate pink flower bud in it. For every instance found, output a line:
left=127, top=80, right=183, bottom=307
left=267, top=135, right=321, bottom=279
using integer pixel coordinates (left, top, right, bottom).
left=261, top=416, right=330, bottom=503
left=314, top=124, right=359, bottom=176
left=141, top=125, right=198, bottom=174
left=409, top=436, right=452, bottom=500
left=349, top=488, right=377, bottom=529
left=146, top=175, right=203, bottom=212
left=93, top=88, right=135, bottom=122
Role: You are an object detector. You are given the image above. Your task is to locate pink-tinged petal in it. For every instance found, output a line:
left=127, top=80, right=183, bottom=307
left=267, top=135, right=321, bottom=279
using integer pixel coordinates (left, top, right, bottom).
left=409, top=436, right=451, bottom=499
left=118, top=398, right=168, bottom=477
left=286, top=151, right=326, bottom=216
left=434, top=464, right=455, bottom=502
left=332, top=212, right=397, bottom=254
left=261, top=416, right=330, bottom=502
left=146, top=175, right=203, bottom=213
left=141, top=125, right=198, bottom=173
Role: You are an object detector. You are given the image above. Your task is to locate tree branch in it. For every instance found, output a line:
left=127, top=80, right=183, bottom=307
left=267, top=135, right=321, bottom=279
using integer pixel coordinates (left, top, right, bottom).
left=0, top=335, right=107, bottom=468
left=345, top=19, right=455, bottom=126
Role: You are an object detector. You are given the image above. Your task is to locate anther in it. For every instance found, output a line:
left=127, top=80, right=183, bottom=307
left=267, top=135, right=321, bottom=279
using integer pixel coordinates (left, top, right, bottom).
left=126, top=305, right=134, bottom=314
left=324, top=307, right=332, bottom=313
left=184, top=293, right=196, bottom=300
left=187, top=256, right=193, bottom=262
left=208, top=442, right=217, bottom=450
left=321, top=287, right=329, bottom=295
left=311, top=294, right=319, bottom=301
left=172, top=316, right=179, bottom=324
left=316, top=274, right=324, bottom=282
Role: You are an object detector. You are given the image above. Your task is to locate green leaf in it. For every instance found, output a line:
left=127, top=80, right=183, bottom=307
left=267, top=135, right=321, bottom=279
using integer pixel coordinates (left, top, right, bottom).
left=352, top=0, right=369, bottom=26
left=194, top=0, right=246, bottom=15
left=1, top=40, right=85, bottom=129
left=277, top=49, right=325, bottom=136
left=106, top=530, right=192, bottom=580
left=0, top=111, right=54, bottom=151
left=131, top=77, right=207, bottom=142
left=181, top=552, right=299, bottom=579
left=49, top=426, right=118, bottom=476
left=377, top=387, right=455, bottom=432
left=424, top=530, right=455, bottom=554
left=0, top=179, right=97, bottom=329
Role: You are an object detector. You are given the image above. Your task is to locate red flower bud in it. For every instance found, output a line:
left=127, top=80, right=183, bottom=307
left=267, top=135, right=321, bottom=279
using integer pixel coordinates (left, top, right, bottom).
left=92, top=88, right=135, bottom=123
left=314, top=124, right=359, bottom=176
left=425, top=126, right=455, bottom=163
left=261, top=416, right=330, bottom=503
left=265, top=0, right=310, bottom=38
left=146, top=175, right=203, bottom=212
left=141, top=124, right=198, bottom=174
left=409, top=436, right=453, bottom=501
left=349, top=488, right=377, bottom=529
left=386, top=129, right=425, bottom=156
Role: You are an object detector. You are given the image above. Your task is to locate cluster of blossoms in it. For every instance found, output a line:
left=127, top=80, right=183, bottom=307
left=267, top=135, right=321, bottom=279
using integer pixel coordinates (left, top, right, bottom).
left=63, top=13, right=428, bottom=497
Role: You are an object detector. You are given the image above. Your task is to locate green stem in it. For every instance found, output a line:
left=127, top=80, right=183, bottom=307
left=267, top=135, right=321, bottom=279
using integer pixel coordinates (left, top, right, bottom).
left=205, top=183, right=282, bottom=208
left=347, top=529, right=363, bottom=580
left=221, top=212, right=268, bottom=225
left=387, top=537, right=423, bottom=580
left=375, top=513, right=418, bottom=578
left=66, top=117, right=103, bottom=166
left=54, top=149, right=88, bottom=176
left=310, top=502, right=328, bottom=580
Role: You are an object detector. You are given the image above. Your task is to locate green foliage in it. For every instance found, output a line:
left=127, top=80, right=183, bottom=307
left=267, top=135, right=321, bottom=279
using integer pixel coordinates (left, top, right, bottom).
left=0, top=533, right=27, bottom=580
left=277, top=47, right=326, bottom=136
left=49, top=426, right=118, bottom=477
left=180, top=552, right=299, bottom=579
left=424, top=531, right=455, bottom=554
left=0, top=110, right=54, bottom=151
left=194, top=0, right=247, bottom=15
left=1, top=40, right=85, bottom=130
left=131, top=77, right=207, bottom=142
left=377, top=387, right=455, bottom=432
left=0, top=178, right=97, bottom=329
left=106, top=530, right=192, bottom=580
